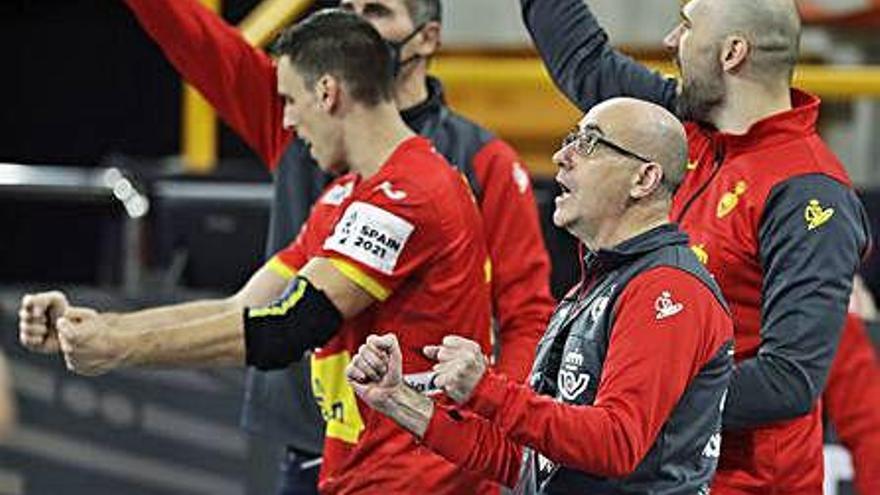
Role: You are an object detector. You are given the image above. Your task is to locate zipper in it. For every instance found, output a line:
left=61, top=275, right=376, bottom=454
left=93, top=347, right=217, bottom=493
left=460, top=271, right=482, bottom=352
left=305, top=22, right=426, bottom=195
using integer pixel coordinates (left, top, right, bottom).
left=674, top=138, right=727, bottom=223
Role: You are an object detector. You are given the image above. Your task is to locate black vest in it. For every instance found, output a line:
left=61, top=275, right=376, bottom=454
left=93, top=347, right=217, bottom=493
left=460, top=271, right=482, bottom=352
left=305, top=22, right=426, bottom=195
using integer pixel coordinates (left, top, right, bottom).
left=516, top=225, right=733, bottom=495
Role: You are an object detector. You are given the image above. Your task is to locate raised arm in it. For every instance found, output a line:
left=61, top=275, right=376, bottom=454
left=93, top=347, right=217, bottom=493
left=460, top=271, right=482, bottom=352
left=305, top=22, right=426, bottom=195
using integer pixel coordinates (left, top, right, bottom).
left=520, top=0, right=677, bottom=112
left=124, top=0, right=293, bottom=167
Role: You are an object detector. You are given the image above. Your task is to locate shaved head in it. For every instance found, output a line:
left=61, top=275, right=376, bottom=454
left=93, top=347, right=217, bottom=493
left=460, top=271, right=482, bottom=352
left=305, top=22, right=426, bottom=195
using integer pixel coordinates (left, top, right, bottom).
left=586, top=97, right=689, bottom=196
left=709, top=0, right=801, bottom=85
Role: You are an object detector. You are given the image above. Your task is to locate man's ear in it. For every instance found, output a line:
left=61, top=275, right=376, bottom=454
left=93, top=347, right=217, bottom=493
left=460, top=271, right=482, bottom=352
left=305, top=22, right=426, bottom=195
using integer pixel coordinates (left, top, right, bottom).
left=720, top=34, right=750, bottom=73
left=630, top=162, right=665, bottom=199
left=316, top=74, right=341, bottom=112
left=416, top=21, right=441, bottom=58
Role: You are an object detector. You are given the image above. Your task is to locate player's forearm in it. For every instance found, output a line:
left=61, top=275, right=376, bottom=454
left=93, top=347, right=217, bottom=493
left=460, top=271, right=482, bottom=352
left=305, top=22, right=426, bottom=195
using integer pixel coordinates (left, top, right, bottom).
left=375, top=385, right=435, bottom=439
left=116, top=298, right=239, bottom=331
left=117, top=305, right=245, bottom=368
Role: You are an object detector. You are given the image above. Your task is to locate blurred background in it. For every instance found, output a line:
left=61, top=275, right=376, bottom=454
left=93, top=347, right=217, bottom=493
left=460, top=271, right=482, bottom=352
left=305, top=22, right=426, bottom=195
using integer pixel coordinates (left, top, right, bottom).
left=1, top=0, right=879, bottom=494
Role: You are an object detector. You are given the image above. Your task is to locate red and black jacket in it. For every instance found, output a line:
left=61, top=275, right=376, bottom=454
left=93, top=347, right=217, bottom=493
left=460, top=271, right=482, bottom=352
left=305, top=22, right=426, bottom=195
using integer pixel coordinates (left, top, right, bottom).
left=520, top=0, right=871, bottom=492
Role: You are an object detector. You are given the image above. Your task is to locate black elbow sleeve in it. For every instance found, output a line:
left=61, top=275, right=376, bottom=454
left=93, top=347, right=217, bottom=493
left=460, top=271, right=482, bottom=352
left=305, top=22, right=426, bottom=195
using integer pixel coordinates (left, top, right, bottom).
left=243, top=277, right=343, bottom=370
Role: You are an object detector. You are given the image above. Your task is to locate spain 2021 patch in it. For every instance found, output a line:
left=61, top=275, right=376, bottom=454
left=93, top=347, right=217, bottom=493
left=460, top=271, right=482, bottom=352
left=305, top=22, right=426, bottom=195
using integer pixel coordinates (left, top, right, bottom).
left=323, top=201, right=414, bottom=275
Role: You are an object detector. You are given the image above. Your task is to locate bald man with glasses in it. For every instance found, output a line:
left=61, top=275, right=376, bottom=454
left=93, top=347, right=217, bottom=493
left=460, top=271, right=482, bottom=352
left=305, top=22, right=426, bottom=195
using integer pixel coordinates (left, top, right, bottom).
left=345, top=97, right=736, bottom=494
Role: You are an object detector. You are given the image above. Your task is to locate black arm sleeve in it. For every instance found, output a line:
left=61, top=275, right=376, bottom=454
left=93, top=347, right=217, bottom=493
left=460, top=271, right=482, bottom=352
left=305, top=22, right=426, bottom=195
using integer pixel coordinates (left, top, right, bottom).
left=244, top=276, right=343, bottom=370
left=723, top=174, right=870, bottom=429
left=520, top=0, right=678, bottom=113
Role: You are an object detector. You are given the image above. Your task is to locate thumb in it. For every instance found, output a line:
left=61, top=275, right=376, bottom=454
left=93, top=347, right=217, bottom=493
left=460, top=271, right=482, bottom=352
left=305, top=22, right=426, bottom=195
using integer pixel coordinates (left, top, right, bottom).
left=422, top=345, right=441, bottom=361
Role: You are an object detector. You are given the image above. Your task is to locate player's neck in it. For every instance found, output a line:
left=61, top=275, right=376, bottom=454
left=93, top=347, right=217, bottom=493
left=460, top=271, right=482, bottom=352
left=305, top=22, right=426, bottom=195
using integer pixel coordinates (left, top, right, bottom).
left=711, top=80, right=792, bottom=135
left=393, top=67, right=430, bottom=111
left=344, top=103, right=415, bottom=179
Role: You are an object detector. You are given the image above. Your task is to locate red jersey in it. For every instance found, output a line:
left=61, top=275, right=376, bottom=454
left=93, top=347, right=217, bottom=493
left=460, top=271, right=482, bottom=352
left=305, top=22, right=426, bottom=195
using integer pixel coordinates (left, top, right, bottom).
left=270, top=137, right=495, bottom=494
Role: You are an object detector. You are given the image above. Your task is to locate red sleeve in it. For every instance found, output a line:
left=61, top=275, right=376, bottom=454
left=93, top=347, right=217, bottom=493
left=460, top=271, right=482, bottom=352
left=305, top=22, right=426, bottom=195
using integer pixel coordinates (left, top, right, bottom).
left=318, top=185, right=441, bottom=302
left=473, top=139, right=555, bottom=382
left=124, top=0, right=293, bottom=169
left=823, top=314, right=880, bottom=494
left=458, top=267, right=731, bottom=477
left=421, top=402, right=524, bottom=488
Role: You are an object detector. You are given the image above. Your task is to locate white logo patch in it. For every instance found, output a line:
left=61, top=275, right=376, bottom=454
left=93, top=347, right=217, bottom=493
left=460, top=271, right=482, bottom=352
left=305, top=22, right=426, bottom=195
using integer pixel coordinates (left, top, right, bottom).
left=323, top=201, right=414, bottom=275
left=512, top=162, right=530, bottom=194
left=320, top=181, right=355, bottom=206
left=558, top=349, right=590, bottom=401
left=655, top=291, right=684, bottom=320
left=375, top=181, right=407, bottom=201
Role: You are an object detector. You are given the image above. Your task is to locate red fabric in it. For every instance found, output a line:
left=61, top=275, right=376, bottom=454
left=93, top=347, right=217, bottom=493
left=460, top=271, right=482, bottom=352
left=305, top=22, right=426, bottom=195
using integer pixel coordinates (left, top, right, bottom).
left=122, top=0, right=553, bottom=384
left=274, top=137, right=496, bottom=494
left=674, top=90, right=852, bottom=494
left=824, top=314, right=880, bottom=495
left=471, top=139, right=554, bottom=381
left=423, top=266, right=732, bottom=481
left=124, top=0, right=292, bottom=169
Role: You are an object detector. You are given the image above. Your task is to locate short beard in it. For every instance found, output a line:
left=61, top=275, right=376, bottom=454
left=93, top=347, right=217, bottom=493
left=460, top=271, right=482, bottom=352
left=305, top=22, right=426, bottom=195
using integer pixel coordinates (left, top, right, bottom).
left=676, top=59, right=726, bottom=125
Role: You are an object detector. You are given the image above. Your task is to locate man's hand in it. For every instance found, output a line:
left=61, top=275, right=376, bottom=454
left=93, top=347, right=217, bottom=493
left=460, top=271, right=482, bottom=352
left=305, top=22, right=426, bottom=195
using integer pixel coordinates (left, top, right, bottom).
left=18, top=291, right=69, bottom=354
left=346, top=334, right=403, bottom=412
left=57, top=308, right=127, bottom=376
left=423, top=335, right=487, bottom=404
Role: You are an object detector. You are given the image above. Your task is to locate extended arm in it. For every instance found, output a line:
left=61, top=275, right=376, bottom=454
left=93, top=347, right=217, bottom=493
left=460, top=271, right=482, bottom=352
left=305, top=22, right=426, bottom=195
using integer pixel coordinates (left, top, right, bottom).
left=520, top=0, right=677, bottom=113
left=43, top=258, right=373, bottom=375
left=124, top=0, right=292, bottom=167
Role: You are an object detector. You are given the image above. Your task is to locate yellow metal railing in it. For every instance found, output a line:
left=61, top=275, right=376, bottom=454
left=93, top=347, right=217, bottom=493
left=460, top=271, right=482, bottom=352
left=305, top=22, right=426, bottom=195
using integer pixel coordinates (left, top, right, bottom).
left=181, top=0, right=222, bottom=173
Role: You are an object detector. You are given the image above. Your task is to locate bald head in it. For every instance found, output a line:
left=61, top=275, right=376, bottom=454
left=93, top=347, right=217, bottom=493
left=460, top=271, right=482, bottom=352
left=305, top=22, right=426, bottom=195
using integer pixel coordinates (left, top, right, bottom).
left=585, top=97, right=688, bottom=196
left=707, top=0, right=801, bottom=85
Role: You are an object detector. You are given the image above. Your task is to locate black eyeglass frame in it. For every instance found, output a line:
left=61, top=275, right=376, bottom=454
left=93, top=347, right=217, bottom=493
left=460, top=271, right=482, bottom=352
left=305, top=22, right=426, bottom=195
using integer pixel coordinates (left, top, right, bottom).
left=561, top=127, right=654, bottom=164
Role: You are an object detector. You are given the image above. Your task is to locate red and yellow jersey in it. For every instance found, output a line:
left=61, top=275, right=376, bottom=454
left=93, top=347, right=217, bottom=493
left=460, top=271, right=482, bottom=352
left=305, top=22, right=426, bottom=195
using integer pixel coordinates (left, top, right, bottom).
left=269, top=137, right=495, bottom=494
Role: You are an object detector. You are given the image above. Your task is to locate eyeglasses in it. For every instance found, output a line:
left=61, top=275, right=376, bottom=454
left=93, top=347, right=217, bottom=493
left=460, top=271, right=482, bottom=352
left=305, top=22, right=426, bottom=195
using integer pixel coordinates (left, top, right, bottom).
left=561, top=127, right=653, bottom=164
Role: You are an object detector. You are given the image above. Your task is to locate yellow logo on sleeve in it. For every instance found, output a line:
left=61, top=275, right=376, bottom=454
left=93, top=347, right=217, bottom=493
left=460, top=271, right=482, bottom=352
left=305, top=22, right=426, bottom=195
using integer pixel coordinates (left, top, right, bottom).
left=311, top=352, right=365, bottom=444
left=716, top=181, right=747, bottom=218
left=690, top=244, right=709, bottom=265
left=805, top=199, right=834, bottom=231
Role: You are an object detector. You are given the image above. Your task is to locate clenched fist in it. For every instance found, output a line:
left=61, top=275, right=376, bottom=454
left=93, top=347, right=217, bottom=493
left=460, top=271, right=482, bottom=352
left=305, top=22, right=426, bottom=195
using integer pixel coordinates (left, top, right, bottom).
left=57, top=308, right=128, bottom=376
left=18, top=291, right=69, bottom=353
left=423, top=335, right=487, bottom=404
left=346, top=334, right=403, bottom=412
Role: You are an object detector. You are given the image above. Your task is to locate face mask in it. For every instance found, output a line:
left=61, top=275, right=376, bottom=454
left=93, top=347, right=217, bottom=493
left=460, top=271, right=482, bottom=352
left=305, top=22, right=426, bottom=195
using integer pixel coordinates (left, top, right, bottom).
left=385, top=23, right=426, bottom=77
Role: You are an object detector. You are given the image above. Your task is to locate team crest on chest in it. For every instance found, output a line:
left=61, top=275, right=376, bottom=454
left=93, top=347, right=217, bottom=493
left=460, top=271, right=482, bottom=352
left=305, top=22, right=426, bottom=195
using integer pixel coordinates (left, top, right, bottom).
left=558, top=349, right=590, bottom=401
left=716, top=180, right=747, bottom=218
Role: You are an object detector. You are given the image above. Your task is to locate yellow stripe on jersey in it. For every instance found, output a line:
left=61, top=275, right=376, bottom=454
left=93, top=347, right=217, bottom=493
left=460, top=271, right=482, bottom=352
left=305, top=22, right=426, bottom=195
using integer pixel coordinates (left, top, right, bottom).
left=248, top=278, right=307, bottom=318
left=266, top=256, right=298, bottom=281
left=484, top=257, right=493, bottom=284
left=329, top=258, right=391, bottom=301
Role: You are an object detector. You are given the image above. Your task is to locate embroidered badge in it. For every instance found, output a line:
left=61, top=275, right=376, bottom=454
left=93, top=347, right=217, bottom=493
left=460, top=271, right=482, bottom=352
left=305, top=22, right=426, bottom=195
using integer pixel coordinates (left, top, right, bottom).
left=374, top=181, right=407, bottom=201
left=804, top=199, right=834, bottom=231
left=716, top=180, right=747, bottom=218
left=690, top=244, right=709, bottom=265
left=655, top=291, right=684, bottom=320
